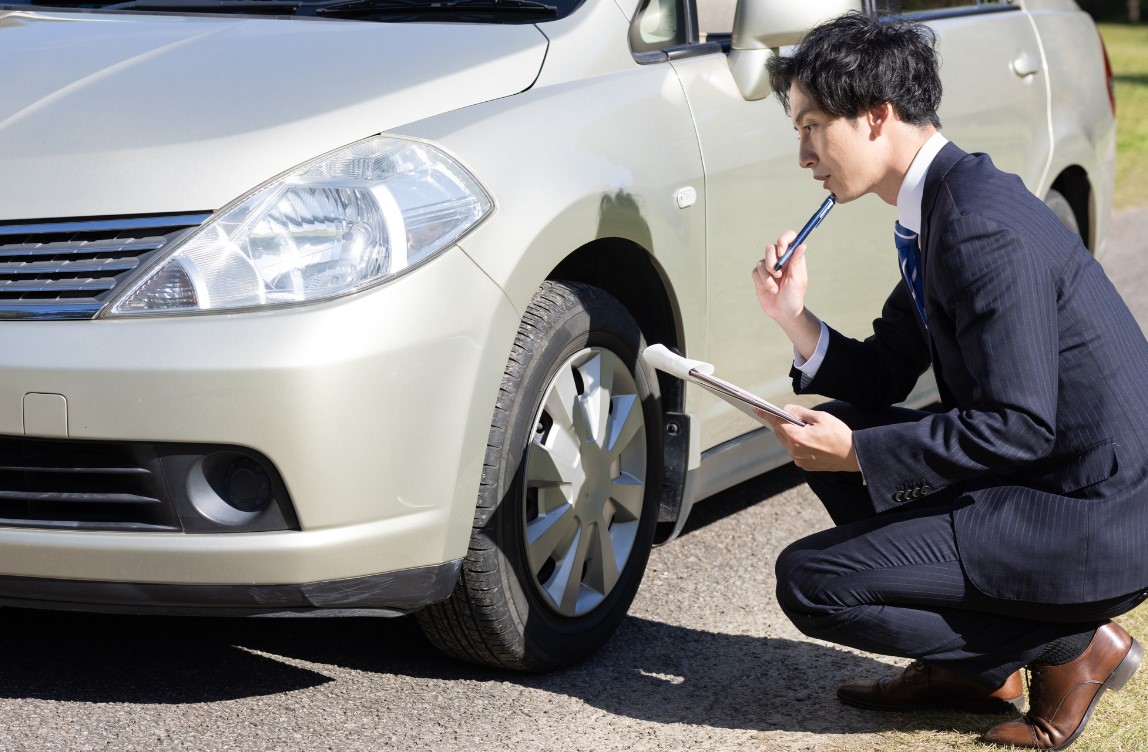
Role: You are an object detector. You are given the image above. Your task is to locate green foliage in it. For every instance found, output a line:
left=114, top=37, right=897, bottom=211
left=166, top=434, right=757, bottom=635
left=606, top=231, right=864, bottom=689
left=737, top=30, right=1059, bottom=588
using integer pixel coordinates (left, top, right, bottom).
left=1078, top=0, right=1142, bottom=23
left=1100, top=23, right=1148, bottom=208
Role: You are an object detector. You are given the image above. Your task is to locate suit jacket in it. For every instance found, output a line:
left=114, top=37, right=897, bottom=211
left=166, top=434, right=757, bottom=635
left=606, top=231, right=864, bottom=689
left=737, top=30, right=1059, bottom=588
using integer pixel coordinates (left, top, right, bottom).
left=797, top=142, right=1148, bottom=605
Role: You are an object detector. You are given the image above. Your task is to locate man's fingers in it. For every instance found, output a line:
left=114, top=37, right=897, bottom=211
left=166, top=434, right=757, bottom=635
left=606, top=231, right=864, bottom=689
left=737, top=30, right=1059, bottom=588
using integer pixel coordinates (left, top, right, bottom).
left=761, top=231, right=799, bottom=276
left=764, top=244, right=785, bottom=278
left=753, top=406, right=783, bottom=428
left=784, top=404, right=818, bottom=422
left=785, top=243, right=807, bottom=269
left=752, top=261, right=780, bottom=295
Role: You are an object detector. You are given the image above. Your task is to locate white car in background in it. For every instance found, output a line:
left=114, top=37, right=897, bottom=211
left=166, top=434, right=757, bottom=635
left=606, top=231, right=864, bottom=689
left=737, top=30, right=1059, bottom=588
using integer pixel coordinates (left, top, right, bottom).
left=0, top=0, right=1114, bottom=670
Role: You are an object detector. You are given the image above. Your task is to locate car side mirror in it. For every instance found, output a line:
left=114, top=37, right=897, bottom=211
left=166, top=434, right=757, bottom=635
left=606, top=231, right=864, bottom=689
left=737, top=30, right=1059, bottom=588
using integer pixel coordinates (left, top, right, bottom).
left=729, top=0, right=861, bottom=101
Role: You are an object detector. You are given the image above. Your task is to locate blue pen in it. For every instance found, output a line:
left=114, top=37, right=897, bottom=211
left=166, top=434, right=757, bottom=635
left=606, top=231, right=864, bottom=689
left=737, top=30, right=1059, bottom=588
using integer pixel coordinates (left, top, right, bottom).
left=773, top=194, right=836, bottom=272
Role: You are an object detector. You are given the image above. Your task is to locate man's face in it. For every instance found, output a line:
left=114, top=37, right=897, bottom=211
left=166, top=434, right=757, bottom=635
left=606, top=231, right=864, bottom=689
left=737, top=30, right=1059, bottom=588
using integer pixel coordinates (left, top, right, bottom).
left=789, top=84, right=880, bottom=204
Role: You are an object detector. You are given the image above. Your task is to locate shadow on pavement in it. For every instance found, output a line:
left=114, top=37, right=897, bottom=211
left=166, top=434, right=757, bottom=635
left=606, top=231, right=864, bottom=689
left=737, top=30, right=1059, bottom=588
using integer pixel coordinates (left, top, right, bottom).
left=0, top=606, right=1000, bottom=737
left=0, top=610, right=334, bottom=702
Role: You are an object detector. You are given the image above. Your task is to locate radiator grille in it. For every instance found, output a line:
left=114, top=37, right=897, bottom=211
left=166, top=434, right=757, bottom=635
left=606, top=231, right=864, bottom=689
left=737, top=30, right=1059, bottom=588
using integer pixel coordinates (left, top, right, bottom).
left=0, top=214, right=210, bottom=320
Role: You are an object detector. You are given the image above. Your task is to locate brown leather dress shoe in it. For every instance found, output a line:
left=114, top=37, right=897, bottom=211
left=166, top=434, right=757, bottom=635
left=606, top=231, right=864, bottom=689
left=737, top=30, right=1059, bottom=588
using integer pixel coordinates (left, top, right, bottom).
left=837, top=660, right=1024, bottom=714
left=983, top=621, right=1143, bottom=750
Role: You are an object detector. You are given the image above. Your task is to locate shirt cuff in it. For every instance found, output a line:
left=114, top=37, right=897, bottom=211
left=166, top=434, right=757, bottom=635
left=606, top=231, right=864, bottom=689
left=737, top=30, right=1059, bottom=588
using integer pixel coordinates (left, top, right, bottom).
left=792, top=319, right=829, bottom=389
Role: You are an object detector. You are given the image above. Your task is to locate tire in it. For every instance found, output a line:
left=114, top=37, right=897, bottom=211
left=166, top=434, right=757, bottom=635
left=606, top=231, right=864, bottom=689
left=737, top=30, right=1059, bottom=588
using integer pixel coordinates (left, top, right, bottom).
left=1045, top=188, right=1081, bottom=238
left=416, top=281, right=663, bottom=671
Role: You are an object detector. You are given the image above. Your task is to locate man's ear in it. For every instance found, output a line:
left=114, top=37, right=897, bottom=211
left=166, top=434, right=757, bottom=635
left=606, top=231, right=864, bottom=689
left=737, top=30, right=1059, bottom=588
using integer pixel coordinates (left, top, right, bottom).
left=867, top=101, right=893, bottom=136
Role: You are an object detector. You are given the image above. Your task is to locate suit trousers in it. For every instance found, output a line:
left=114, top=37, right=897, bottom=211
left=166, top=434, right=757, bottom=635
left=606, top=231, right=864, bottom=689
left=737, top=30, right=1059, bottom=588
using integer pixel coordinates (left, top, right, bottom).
left=775, top=402, right=1147, bottom=689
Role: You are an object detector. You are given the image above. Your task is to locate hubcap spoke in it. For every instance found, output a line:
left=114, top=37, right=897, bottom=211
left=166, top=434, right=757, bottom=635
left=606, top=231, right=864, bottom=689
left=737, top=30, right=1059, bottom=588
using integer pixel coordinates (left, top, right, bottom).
left=585, top=520, right=622, bottom=596
left=526, top=503, right=578, bottom=573
left=605, top=393, right=643, bottom=456
left=546, top=524, right=591, bottom=615
left=543, top=365, right=580, bottom=439
left=577, top=352, right=614, bottom=448
left=527, top=434, right=581, bottom=493
left=610, top=476, right=645, bottom=520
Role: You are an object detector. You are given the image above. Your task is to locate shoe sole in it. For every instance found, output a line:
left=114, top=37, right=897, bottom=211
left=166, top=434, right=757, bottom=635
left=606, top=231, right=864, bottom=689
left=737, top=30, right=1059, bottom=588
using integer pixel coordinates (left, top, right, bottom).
left=836, top=690, right=1025, bottom=715
left=1049, top=637, right=1144, bottom=751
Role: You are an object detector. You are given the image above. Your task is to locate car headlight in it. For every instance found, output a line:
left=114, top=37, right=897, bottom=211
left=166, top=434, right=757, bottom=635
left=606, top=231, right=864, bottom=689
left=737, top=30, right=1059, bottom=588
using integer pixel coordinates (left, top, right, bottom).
left=105, top=135, right=493, bottom=316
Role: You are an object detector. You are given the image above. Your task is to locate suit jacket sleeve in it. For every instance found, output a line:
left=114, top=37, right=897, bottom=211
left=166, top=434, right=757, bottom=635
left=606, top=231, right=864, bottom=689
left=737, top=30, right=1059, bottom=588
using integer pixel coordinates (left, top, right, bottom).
left=853, top=215, right=1060, bottom=512
left=791, top=280, right=932, bottom=408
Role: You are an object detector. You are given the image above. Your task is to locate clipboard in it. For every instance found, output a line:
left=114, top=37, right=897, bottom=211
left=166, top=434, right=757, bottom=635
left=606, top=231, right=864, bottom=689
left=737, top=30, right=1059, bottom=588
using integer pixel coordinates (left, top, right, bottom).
left=642, top=344, right=806, bottom=427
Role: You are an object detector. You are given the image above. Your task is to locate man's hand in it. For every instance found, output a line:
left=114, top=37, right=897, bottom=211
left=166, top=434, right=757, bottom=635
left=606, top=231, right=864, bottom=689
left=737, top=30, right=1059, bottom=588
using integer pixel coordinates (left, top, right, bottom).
left=752, top=232, right=822, bottom=362
left=752, top=230, right=807, bottom=323
left=755, top=404, right=860, bottom=473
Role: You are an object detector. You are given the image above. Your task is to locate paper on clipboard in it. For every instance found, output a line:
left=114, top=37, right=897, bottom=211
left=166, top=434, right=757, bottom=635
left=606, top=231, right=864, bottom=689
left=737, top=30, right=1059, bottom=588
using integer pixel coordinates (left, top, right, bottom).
left=642, top=344, right=806, bottom=427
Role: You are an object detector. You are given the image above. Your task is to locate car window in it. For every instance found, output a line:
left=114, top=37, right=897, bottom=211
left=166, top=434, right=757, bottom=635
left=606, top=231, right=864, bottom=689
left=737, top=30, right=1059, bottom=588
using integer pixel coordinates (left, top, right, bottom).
left=695, top=0, right=731, bottom=38
left=693, top=0, right=1010, bottom=45
left=630, top=0, right=691, bottom=53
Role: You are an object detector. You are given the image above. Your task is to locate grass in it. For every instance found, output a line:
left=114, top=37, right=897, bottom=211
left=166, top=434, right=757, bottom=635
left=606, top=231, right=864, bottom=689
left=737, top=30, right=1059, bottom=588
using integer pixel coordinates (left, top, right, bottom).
left=829, top=23, right=1148, bottom=750
left=1099, top=22, right=1148, bottom=208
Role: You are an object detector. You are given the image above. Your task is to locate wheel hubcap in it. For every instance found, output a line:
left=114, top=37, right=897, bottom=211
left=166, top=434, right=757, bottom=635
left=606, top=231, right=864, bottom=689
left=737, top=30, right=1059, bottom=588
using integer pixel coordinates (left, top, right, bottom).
left=523, top=347, right=647, bottom=617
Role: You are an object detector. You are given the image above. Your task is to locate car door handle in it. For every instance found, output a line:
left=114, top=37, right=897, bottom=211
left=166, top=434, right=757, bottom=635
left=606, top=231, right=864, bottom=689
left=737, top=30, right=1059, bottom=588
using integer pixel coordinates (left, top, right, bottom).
left=1012, top=52, right=1040, bottom=78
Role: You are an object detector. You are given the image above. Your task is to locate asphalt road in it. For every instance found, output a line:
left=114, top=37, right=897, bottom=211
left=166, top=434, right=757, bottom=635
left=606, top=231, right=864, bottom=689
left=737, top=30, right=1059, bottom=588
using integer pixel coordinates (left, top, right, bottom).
left=0, top=207, right=1144, bottom=752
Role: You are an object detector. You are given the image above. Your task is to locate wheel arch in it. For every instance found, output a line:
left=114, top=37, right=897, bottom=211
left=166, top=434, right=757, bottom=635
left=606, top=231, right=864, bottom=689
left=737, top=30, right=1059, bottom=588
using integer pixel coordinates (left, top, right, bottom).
left=548, top=237, right=686, bottom=415
left=1048, top=165, right=1094, bottom=253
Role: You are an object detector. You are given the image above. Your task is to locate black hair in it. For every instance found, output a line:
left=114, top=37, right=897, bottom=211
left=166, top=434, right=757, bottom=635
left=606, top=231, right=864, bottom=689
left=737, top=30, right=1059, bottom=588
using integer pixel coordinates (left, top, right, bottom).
left=767, top=11, right=942, bottom=128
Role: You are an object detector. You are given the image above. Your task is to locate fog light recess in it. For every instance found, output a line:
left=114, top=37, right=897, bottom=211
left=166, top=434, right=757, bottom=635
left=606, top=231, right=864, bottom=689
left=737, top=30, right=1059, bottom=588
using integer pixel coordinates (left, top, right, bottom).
left=187, top=452, right=276, bottom=526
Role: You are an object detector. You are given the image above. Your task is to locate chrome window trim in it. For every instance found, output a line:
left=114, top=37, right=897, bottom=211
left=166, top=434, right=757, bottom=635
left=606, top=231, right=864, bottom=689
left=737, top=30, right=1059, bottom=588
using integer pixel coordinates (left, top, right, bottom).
left=866, top=1, right=1019, bottom=22
left=898, top=4, right=1018, bottom=22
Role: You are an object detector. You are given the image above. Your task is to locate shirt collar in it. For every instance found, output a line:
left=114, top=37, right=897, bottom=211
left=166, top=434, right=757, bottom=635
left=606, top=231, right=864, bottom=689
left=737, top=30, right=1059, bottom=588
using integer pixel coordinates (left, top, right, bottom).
left=896, top=131, right=949, bottom=234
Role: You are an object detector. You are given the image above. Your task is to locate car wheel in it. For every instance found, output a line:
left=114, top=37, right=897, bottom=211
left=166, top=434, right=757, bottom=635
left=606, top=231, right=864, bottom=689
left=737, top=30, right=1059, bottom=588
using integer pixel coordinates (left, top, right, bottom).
left=1044, top=188, right=1081, bottom=238
left=417, top=280, right=663, bottom=671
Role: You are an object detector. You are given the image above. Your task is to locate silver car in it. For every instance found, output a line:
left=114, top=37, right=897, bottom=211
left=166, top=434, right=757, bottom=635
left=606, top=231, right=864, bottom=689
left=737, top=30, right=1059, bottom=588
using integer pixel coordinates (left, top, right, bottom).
left=0, top=0, right=1115, bottom=670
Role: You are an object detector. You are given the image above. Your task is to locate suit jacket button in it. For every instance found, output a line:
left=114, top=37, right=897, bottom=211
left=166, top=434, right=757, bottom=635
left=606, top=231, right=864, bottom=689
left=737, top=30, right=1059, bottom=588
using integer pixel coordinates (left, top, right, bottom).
left=911, top=489, right=921, bottom=498
left=922, top=485, right=932, bottom=495
left=894, top=491, right=903, bottom=501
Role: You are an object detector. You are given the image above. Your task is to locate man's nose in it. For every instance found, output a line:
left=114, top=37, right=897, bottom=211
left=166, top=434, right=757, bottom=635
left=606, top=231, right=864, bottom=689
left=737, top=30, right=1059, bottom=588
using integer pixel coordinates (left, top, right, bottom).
left=799, top=143, right=816, bottom=169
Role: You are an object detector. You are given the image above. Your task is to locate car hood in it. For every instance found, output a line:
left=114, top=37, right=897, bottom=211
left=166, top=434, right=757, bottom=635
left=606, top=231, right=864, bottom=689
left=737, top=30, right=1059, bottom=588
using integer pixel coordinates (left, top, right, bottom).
left=0, top=10, right=548, bottom=220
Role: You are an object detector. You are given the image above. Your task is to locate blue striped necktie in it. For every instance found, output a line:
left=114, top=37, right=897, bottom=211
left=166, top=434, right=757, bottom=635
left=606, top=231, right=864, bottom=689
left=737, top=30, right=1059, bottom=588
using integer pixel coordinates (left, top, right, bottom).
left=895, top=220, right=927, bottom=327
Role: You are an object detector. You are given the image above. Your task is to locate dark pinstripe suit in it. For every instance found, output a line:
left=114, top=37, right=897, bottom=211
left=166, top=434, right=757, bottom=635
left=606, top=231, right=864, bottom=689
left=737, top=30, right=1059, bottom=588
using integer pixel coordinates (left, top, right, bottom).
left=776, top=142, right=1148, bottom=686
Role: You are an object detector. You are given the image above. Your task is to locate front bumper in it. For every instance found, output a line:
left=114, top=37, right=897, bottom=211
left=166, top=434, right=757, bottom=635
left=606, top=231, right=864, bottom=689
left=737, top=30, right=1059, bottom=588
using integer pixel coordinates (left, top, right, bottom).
left=0, top=560, right=461, bottom=616
left=0, top=245, right=519, bottom=591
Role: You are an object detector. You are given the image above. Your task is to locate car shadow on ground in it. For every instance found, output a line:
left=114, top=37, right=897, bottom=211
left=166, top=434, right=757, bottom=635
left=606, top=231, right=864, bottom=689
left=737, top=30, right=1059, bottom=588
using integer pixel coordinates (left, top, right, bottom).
left=0, top=464, right=1006, bottom=738
left=0, top=606, right=1000, bottom=737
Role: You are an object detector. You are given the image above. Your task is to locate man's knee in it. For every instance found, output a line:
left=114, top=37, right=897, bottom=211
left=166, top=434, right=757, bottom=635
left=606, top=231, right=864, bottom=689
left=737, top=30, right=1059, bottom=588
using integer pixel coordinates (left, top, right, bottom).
left=775, top=536, right=831, bottom=619
left=776, top=534, right=871, bottom=641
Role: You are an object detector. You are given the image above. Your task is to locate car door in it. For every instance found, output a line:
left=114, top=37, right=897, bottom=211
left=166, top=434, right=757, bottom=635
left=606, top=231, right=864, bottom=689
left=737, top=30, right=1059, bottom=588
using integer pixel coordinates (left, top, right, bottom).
left=905, top=1, right=1052, bottom=189
left=668, top=49, right=821, bottom=452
